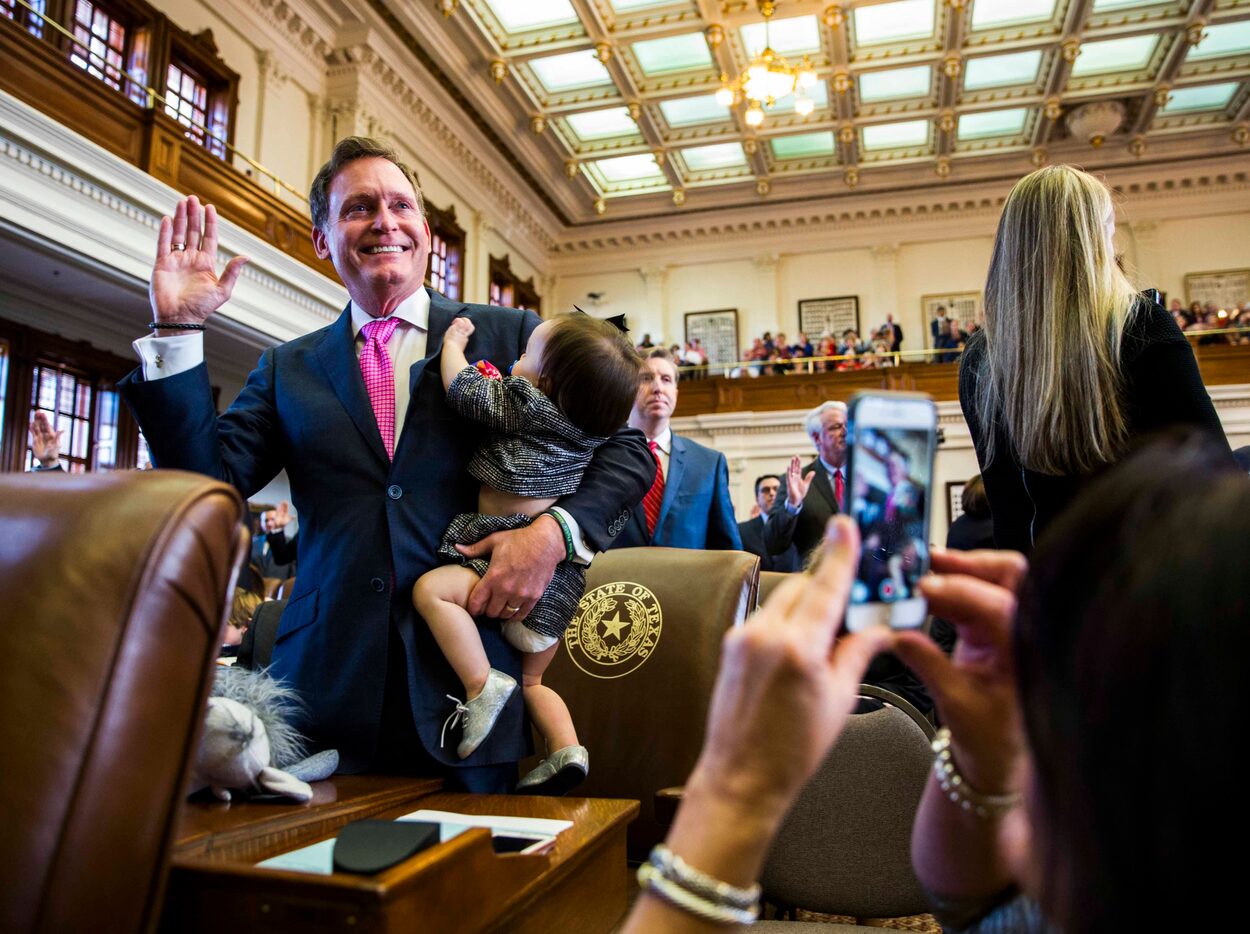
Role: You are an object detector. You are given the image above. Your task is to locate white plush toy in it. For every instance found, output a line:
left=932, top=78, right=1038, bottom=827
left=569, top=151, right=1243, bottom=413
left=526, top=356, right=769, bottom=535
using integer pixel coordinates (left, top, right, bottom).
left=187, top=667, right=338, bottom=803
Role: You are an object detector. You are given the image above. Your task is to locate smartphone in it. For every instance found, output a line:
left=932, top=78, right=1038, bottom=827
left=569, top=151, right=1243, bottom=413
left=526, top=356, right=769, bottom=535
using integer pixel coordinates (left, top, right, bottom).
left=844, top=392, right=937, bottom=632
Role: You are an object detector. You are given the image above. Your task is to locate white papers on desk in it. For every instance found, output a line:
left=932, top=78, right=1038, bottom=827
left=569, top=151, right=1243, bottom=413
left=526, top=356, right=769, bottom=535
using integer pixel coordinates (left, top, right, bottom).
left=398, top=809, right=573, bottom=841
left=255, top=810, right=572, bottom=875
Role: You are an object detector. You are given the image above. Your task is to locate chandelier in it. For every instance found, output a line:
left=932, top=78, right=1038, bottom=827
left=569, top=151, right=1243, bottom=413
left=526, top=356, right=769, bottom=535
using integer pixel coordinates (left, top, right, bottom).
left=716, top=1, right=818, bottom=127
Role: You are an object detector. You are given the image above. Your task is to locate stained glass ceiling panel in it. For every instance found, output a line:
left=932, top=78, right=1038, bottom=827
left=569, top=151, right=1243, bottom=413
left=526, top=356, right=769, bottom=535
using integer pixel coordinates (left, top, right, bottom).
left=610, top=0, right=678, bottom=10
left=771, top=131, right=836, bottom=160
left=859, top=65, right=932, bottom=102
left=970, top=0, right=1056, bottom=31
left=964, top=50, right=1044, bottom=90
left=862, top=119, right=930, bottom=150
left=593, top=154, right=666, bottom=182
left=482, top=0, right=578, bottom=33
left=1160, top=82, right=1239, bottom=113
left=632, top=33, right=713, bottom=75
left=565, top=108, right=639, bottom=140
left=681, top=142, right=748, bottom=170
left=1188, top=21, right=1250, bottom=61
left=531, top=50, right=614, bottom=91
left=740, top=15, right=821, bottom=58
left=1069, top=34, right=1159, bottom=76
left=957, top=107, right=1029, bottom=139
left=659, top=94, right=732, bottom=127
left=1091, top=0, right=1170, bottom=10
left=853, top=0, right=936, bottom=47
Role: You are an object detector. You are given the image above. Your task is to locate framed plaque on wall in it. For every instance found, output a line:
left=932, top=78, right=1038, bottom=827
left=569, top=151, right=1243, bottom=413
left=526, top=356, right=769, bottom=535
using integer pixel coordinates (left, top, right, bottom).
left=798, top=296, right=860, bottom=339
left=922, top=292, right=982, bottom=347
left=684, top=309, right=739, bottom=375
left=1185, top=269, right=1250, bottom=309
left=946, top=481, right=967, bottom=528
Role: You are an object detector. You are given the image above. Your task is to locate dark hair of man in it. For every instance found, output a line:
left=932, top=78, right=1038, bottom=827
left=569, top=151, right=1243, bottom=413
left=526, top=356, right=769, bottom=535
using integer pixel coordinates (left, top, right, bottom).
left=308, top=136, right=426, bottom=231
left=539, top=314, right=642, bottom=438
left=959, top=474, right=989, bottom=518
left=1014, top=430, right=1246, bottom=932
left=754, top=474, right=782, bottom=496
left=645, top=346, right=680, bottom=378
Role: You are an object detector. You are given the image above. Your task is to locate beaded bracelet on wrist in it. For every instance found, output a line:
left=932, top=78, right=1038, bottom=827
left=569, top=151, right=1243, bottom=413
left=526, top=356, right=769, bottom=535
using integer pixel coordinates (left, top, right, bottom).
left=148, top=321, right=206, bottom=331
left=637, top=863, right=759, bottom=926
left=931, top=727, right=1021, bottom=820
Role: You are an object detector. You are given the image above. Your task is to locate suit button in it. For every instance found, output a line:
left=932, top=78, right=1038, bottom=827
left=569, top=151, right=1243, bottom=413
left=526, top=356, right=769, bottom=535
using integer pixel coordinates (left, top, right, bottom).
left=387, top=484, right=402, bottom=500
left=370, top=577, right=386, bottom=593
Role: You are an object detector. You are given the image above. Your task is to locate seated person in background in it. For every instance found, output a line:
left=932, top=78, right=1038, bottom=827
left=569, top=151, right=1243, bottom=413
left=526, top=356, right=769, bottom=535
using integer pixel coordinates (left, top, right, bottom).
left=945, top=475, right=994, bottom=551
left=737, top=475, right=800, bottom=573
left=222, top=587, right=264, bottom=650
left=620, top=433, right=1245, bottom=934
left=414, top=313, right=640, bottom=795
left=895, top=432, right=1246, bottom=932
left=28, top=411, right=64, bottom=472
left=611, top=348, right=742, bottom=552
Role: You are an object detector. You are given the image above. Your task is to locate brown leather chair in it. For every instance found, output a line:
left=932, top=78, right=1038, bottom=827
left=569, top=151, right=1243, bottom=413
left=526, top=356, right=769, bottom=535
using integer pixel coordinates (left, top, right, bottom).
left=0, top=470, right=247, bottom=934
left=757, top=570, right=792, bottom=609
left=539, top=546, right=760, bottom=858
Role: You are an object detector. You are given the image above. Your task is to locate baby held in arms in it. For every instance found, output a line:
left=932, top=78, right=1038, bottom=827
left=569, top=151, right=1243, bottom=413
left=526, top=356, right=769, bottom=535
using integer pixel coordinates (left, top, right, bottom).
left=413, top=312, right=641, bottom=794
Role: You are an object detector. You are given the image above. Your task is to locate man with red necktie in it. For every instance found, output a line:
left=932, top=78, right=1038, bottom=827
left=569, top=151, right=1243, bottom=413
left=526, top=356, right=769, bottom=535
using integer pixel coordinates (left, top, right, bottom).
left=762, top=400, right=848, bottom=566
left=610, top=347, right=742, bottom=551
left=120, top=137, right=653, bottom=790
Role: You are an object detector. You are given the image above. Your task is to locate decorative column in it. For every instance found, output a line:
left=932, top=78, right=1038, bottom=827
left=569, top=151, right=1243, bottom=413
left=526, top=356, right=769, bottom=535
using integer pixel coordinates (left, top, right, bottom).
left=1126, top=220, right=1161, bottom=297
left=871, top=244, right=900, bottom=335
left=753, top=253, right=781, bottom=345
left=469, top=210, right=492, bottom=306
left=640, top=265, right=670, bottom=343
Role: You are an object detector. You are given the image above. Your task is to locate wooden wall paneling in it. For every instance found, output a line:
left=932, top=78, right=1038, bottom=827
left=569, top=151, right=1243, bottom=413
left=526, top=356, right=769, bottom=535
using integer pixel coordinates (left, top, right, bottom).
left=0, top=21, right=147, bottom=164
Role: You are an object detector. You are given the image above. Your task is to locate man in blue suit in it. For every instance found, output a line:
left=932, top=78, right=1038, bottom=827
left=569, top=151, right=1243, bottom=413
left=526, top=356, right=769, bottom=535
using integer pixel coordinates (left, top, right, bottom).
left=120, top=137, right=653, bottom=790
left=611, top=348, right=742, bottom=551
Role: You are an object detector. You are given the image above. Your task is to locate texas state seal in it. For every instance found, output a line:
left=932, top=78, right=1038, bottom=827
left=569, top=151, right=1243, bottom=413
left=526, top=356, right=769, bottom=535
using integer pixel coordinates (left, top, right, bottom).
left=563, top=580, right=663, bottom=679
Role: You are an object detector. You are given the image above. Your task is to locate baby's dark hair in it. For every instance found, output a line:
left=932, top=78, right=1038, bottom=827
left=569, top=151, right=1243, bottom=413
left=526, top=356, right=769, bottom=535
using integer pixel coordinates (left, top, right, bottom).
left=539, top=314, right=641, bottom=437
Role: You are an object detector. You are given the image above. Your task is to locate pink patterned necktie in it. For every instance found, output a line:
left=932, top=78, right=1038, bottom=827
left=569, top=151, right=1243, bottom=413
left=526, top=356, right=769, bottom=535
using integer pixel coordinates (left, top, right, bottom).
left=360, top=316, right=400, bottom=460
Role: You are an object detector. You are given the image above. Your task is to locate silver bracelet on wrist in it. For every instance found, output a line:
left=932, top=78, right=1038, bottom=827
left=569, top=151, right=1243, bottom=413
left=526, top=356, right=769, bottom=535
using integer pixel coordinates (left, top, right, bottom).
left=931, top=727, right=1021, bottom=819
left=637, top=844, right=761, bottom=925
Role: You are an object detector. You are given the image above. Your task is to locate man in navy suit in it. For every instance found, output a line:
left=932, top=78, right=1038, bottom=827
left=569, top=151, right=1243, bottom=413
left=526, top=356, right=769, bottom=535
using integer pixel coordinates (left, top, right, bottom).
left=611, top=348, right=741, bottom=551
left=738, top=474, right=800, bottom=572
left=120, top=137, right=653, bottom=789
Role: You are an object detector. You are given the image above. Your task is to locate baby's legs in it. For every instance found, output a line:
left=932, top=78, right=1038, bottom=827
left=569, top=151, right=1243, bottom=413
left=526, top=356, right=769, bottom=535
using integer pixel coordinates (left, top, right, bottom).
left=413, top=565, right=490, bottom=698
left=521, top=644, right=579, bottom=754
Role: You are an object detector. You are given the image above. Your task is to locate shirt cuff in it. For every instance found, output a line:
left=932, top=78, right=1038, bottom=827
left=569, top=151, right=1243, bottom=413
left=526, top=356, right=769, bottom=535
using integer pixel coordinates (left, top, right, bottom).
left=133, top=332, right=205, bottom=380
left=784, top=499, right=803, bottom=516
left=551, top=506, right=595, bottom=567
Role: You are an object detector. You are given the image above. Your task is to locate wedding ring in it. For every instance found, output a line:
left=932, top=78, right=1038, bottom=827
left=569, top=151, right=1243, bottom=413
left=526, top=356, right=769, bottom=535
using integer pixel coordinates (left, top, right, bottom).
left=171, top=242, right=186, bottom=251
left=504, top=604, right=522, bottom=614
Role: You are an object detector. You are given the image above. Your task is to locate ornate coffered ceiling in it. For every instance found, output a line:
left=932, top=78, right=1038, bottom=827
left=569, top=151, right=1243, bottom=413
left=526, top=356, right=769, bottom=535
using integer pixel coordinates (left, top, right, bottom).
left=375, top=0, right=1250, bottom=225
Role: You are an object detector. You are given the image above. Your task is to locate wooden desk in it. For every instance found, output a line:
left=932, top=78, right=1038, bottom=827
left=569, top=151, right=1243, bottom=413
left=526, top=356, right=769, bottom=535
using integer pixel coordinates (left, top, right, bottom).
left=163, top=778, right=638, bottom=933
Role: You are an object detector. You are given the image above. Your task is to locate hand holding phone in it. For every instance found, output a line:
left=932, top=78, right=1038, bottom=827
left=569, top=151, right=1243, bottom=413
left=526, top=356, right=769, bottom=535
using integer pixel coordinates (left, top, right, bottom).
left=844, top=392, right=937, bottom=632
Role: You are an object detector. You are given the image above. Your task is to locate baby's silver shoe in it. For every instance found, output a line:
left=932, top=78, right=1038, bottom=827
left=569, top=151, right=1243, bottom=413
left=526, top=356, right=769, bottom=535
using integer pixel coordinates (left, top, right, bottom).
left=516, top=744, right=589, bottom=796
left=449, top=669, right=518, bottom=759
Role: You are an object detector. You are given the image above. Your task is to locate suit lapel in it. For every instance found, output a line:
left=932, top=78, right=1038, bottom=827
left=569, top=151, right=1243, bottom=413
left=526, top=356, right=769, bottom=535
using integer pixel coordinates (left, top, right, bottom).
left=314, top=304, right=389, bottom=468
left=408, top=289, right=464, bottom=400
left=807, top=458, right=839, bottom=514
left=654, top=434, right=687, bottom=540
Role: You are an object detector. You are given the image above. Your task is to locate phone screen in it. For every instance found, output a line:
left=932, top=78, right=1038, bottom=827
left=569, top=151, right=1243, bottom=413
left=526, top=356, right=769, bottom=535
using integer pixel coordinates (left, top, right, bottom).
left=846, top=395, right=936, bottom=631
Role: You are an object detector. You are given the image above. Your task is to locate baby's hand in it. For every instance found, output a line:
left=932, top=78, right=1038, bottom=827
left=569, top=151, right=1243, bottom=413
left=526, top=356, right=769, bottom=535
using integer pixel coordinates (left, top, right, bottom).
left=446, top=316, right=475, bottom=348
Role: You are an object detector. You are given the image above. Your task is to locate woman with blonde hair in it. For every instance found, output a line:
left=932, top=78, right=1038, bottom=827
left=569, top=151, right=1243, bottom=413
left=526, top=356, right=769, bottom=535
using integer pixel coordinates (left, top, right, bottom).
left=959, top=164, right=1227, bottom=551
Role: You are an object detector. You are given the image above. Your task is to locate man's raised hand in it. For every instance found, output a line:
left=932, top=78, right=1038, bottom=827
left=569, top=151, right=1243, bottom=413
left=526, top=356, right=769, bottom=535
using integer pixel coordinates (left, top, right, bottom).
left=785, top=455, right=813, bottom=509
left=150, top=196, right=250, bottom=329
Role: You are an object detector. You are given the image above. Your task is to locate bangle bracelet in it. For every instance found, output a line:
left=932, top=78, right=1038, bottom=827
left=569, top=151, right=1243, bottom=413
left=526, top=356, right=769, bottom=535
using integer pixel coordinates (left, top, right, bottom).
left=931, top=727, right=1021, bottom=819
left=543, top=509, right=576, bottom=563
left=637, top=863, right=759, bottom=926
left=648, top=844, right=761, bottom=909
left=148, top=321, right=206, bottom=331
